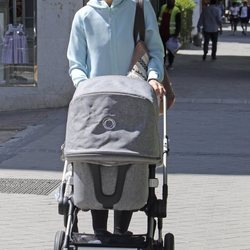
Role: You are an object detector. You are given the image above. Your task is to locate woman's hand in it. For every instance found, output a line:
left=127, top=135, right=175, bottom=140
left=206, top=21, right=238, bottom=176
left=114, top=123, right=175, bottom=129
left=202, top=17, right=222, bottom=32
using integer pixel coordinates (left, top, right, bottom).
left=148, top=79, right=175, bottom=110
left=148, top=79, right=166, bottom=97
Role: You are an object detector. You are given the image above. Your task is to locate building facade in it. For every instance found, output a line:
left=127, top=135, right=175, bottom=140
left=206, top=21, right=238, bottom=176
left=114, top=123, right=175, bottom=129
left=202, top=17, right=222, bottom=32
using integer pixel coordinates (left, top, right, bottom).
left=0, top=0, right=83, bottom=111
left=0, top=0, right=166, bottom=111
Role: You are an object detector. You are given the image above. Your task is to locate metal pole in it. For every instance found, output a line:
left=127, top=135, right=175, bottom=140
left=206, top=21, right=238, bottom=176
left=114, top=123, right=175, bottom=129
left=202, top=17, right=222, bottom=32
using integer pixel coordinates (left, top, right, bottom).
left=22, top=0, right=25, bottom=25
left=13, top=0, right=16, bottom=24
left=163, top=94, right=168, bottom=186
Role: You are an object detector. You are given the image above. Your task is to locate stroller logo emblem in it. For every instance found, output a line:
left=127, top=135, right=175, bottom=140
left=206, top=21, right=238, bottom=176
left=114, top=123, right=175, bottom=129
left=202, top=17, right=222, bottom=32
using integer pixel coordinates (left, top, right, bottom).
left=102, top=117, right=116, bottom=130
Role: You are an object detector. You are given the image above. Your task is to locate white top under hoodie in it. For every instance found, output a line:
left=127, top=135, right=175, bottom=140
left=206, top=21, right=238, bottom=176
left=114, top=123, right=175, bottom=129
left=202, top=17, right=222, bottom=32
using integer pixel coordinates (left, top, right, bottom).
left=67, top=0, right=164, bottom=87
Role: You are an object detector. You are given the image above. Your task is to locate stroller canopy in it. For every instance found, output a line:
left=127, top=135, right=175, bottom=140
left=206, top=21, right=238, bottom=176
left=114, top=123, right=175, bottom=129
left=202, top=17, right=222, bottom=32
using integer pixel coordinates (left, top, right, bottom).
left=64, top=75, right=161, bottom=165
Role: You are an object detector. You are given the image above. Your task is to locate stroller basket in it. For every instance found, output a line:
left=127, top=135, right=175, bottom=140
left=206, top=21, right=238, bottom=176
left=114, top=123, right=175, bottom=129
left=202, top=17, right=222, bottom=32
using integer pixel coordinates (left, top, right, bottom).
left=64, top=75, right=161, bottom=165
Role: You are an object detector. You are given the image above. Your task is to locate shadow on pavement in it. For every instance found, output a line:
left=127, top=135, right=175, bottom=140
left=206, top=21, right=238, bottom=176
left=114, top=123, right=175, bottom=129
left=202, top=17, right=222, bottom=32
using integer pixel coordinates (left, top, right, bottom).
left=169, top=54, right=250, bottom=101
left=0, top=49, right=250, bottom=176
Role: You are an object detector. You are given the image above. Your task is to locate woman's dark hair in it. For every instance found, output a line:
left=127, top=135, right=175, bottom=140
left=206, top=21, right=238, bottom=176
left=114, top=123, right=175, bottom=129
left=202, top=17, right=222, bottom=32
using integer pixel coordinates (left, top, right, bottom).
left=167, top=0, right=175, bottom=9
left=210, top=0, right=217, bottom=5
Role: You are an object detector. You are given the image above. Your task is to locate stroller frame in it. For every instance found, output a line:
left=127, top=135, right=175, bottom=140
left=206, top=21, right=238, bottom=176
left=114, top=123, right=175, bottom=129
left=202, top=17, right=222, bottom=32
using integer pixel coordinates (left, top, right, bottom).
left=54, top=95, right=174, bottom=250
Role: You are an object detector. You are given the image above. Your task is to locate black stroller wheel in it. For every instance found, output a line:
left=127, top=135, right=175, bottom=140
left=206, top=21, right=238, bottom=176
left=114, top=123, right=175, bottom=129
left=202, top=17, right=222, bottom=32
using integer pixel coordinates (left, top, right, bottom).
left=54, top=230, right=65, bottom=250
left=164, top=233, right=174, bottom=250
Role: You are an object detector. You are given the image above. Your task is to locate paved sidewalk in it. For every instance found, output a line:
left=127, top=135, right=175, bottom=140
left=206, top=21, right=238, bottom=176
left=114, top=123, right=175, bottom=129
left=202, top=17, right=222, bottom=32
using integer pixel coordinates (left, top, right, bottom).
left=0, top=26, right=250, bottom=250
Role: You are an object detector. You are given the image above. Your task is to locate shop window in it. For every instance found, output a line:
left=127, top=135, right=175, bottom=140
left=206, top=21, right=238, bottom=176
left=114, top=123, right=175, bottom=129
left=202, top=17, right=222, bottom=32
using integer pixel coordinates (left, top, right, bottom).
left=0, top=0, right=36, bottom=87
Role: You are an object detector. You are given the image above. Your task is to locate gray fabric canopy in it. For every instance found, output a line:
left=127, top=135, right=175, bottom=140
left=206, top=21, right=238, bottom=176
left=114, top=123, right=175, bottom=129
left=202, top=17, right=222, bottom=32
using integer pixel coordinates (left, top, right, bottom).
left=64, top=75, right=161, bottom=165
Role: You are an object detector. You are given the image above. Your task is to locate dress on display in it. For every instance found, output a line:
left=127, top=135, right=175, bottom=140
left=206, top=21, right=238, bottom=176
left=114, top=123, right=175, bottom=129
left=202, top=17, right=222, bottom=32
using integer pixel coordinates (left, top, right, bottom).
left=1, top=24, right=28, bottom=64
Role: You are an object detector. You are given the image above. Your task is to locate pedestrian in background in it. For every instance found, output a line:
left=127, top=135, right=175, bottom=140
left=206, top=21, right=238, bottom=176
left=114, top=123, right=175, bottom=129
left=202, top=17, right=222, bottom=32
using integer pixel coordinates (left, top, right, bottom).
left=158, top=0, right=181, bottom=70
left=197, top=0, right=222, bottom=61
left=239, top=0, right=250, bottom=35
left=229, top=2, right=240, bottom=34
left=217, top=0, right=225, bottom=17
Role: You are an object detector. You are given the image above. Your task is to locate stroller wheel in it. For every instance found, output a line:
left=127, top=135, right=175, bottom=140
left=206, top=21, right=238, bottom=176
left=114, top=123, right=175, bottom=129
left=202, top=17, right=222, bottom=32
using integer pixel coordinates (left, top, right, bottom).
left=54, top=230, right=65, bottom=250
left=164, top=233, right=174, bottom=250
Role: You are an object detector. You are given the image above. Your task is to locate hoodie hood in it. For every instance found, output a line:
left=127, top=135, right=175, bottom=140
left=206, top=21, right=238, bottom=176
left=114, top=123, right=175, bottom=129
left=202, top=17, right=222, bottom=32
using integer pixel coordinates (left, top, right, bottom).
left=87, top=0, right=125, bottom=8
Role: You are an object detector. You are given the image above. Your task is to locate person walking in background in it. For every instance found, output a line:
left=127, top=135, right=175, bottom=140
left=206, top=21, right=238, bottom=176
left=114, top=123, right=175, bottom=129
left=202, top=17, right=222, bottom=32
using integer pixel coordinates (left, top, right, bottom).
left=158, top=0, right=181, bottom=70
left=217, top=0, right=225, bottom=17
left=197, top=0, right=222, bottom=61
left=229, top=2, right=240, bottom=34
left=239, top=0, right=250, bottom=35
left=67, top=0, right=175, bottom=236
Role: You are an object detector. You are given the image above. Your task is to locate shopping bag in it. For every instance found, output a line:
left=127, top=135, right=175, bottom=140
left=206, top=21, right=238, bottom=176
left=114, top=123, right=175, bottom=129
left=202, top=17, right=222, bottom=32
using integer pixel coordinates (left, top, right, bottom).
left=166, top=37, right=181, bottom=54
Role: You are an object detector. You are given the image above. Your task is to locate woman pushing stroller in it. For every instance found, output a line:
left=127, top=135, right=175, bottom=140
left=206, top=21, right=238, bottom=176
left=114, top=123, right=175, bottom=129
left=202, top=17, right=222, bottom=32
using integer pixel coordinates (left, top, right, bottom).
left=67, top=0, right=175, bottom=236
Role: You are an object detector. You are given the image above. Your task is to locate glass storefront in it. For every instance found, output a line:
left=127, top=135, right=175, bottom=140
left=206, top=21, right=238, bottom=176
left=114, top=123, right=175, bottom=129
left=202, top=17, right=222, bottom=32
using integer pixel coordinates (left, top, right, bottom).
left=0, top=0, right=36, bottom=87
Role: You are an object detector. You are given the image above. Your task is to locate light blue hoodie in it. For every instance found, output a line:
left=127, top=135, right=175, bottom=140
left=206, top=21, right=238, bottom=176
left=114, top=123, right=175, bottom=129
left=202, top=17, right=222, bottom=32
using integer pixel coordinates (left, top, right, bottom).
left=67, top=0, right=164, bottom=87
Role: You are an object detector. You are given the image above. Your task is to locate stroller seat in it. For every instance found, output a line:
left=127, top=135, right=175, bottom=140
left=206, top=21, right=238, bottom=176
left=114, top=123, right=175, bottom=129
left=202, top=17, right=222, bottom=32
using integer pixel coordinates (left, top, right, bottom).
left=64, top=75, right=161, bottom=211
left=74, top=162, right=149, bottom=210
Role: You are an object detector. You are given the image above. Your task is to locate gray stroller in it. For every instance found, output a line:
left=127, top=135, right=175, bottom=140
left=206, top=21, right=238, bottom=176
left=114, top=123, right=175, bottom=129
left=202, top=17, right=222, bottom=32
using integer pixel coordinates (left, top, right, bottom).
left=54, top=75, right=174, bottom=249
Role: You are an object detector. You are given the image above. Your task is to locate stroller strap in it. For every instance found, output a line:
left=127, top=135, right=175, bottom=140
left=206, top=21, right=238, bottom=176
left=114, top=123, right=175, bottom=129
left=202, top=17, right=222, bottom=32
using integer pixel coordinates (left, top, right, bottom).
left=89, top=164, right=131, bottom=209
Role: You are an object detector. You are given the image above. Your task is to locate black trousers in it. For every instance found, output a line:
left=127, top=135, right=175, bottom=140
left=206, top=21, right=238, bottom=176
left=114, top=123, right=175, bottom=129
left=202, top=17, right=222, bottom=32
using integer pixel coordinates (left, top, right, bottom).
left=91, top=210, right=133, bottom=234
left=163, top=40, right=175, bottom=66
left=203, top=31, right=219, bottom=58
